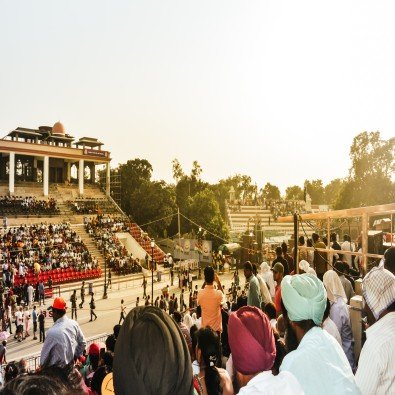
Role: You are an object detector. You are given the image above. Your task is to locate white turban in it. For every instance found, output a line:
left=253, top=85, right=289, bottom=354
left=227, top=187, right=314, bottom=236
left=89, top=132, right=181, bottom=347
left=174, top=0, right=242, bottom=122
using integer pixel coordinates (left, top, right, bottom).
left=260, top=262, right=270, bottom=274
left=299, top=260, right=317, bottom=277
left=362, top=266, right=395, bottom=320
left=323, top=270, right=347, bottom=303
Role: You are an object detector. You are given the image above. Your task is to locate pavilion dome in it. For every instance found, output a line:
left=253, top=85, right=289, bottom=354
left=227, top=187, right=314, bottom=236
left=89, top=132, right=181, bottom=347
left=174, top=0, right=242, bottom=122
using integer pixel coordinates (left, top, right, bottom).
left=52, top=122, right=66, bottom=135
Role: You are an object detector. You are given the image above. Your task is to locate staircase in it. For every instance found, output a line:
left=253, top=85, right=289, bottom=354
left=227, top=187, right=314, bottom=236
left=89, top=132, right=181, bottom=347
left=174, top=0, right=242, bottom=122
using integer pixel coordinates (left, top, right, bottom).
left=73, top=225, right=106, bottom=272
left=130, top=223, right=166, bottom=264
left=226, top=203, right=295, bottom=240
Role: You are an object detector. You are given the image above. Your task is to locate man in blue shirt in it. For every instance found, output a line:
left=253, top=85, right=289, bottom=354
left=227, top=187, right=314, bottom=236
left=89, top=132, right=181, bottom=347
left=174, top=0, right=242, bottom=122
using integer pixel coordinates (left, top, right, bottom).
left=40, top=297, right=86, bottom=367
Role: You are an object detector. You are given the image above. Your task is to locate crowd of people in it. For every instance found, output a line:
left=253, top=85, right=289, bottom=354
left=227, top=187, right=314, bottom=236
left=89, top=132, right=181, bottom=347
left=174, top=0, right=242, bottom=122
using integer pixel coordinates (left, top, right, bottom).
left=0, top=197, right=59, bottom=216
left=0, top=223, right=98, bottom=288
left=85, top=216, right=142, bottom=275
left=0, top=235, right=393, bottom=394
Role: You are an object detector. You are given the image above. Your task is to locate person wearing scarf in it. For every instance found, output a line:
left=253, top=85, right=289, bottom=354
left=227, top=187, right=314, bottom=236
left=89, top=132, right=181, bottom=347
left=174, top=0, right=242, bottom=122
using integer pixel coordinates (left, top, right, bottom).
left=280, top=274, right=360, bottom=395
left=113, top=306, right=194, bottom=395
left=228, top=306, right=303, bottom=394
left=323, top=270, right=356, bottom=371
left=356, top=266, right=395, bottom=394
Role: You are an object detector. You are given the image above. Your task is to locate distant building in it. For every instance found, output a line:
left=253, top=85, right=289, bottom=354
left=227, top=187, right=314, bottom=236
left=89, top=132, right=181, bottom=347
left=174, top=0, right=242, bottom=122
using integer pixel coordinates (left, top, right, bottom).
left=0, top=122, right=111, bottom=196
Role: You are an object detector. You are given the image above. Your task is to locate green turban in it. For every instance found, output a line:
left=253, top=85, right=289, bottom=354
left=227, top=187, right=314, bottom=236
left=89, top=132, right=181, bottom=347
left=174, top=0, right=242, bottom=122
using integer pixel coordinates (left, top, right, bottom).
left=281, top=274, right=327, bottom=325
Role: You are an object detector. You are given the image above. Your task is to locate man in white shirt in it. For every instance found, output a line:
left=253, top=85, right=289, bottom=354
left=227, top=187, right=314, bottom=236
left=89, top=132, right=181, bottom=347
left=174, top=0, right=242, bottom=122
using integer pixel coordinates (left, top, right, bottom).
left=356, top=266, right=395, bottom=395
left=341, top=235, right=354, bottom=269
left=27, top=284, right=34, bottom=308
left=15, top=307, right=24, bottom=342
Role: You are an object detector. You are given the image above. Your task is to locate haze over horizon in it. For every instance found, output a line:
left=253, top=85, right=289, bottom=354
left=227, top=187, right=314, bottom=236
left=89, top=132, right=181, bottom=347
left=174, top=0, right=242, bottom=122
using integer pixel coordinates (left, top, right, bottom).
left=1, top=1, right=395, bottom=193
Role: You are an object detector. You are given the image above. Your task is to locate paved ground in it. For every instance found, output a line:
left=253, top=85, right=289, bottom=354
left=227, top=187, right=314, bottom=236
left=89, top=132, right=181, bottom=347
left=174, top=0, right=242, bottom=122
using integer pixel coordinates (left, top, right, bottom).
left=7, top=270, right=239, bottom=362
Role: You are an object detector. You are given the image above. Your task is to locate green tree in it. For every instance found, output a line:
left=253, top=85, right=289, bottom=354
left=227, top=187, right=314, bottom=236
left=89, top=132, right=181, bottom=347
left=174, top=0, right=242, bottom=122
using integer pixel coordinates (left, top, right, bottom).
left=285, top=185, right=304, bottom=200
left=304, top=179, right=325, bottom=204
left=324, top=178, right=344, bottom=206
left=262, top=183, right=281, bottom=200
left=335, top=132, right=395, bottom=209
left=118, top=159, right=153, bottom=213
left=172, top=158, right=184, bottom=182
left=188, top=189, right=229, bottom=249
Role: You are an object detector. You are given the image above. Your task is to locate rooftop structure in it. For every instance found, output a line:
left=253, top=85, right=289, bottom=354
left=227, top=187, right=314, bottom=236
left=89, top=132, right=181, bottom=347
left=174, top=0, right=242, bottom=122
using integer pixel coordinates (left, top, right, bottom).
left=0, top=122, right=111, bottom=196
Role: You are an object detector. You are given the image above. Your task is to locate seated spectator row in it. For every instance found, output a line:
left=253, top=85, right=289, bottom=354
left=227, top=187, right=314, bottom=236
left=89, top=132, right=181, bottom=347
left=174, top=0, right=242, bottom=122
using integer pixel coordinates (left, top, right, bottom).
left=0, top=223, right=99, bottom=287
left=0, top=196, right=59, bottom=216
left=69, top=198, right=119, bottom=215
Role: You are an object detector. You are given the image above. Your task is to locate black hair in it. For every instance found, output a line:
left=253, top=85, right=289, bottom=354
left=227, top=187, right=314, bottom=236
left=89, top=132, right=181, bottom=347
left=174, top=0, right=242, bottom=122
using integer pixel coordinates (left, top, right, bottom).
left=4, top=362, right=19, bottom=383
left=306, top=238, right=313, bottom=247
left=190, top=324, right=198, bottom=360
left=102, top=351, right=113, bottom=368
left=196, top=305, right=202, bottom=318
left=196, top=328, right=222, bottom=395
left=204, top=266, right=215, bottom=283
left=173, top=311, right=182, bottom=323
left=90, top=354, right=100, bottom=371
left=323, top=299, right=331, bottom=321
left=264, top=302, right=277, bottom=321
left=281, top=242, right=288, bottom=253
left=113, top=324, right=121, bottom=338
left=298, top=235, right=305, bottom=244
left=312, top=233, right=319, bottom=243
left=275, top=246, right=282, bottom=255
left=0, top=373, right=74, bottom=395
left=251, top=263, right=258, bottom=275
left=244, top=261, right=253, bottom=272
left=52, top=308, right=66, bottom=318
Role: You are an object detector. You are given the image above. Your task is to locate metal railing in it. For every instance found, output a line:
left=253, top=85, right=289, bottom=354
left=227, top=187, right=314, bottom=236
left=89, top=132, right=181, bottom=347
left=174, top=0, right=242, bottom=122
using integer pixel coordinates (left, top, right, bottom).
left=3, top=332, right=109, bottom=373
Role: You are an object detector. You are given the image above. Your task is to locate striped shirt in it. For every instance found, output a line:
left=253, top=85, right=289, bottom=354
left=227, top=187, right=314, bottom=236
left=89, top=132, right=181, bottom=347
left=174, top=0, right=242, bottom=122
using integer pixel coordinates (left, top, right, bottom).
left=356, top=312, right=395, bottom=395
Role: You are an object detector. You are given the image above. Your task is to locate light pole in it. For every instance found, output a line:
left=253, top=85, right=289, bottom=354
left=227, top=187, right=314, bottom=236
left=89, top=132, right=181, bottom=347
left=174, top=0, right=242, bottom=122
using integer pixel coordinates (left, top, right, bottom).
left=103, top=233, right=108, bottom=299
left=151, top=239, right=155, bottom=305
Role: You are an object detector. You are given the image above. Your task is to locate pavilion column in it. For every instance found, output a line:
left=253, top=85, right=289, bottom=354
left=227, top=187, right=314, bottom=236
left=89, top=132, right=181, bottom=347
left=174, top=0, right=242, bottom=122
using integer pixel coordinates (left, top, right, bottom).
left=106, top=163, right=111, bottom=197
left=67, top=162, right=71, bottom=183
left=79, top=159, right=84, bottom=196
left=43, top=156, right=49, bottom=196
left=9, top=152, right=15, bottom=195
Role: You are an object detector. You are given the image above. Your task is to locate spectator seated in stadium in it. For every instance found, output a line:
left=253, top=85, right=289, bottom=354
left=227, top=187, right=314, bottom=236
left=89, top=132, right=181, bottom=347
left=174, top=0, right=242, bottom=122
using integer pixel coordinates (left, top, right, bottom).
left=0, top=196, right=59, bottom=216
left=0, top=223, right=101, bottom=287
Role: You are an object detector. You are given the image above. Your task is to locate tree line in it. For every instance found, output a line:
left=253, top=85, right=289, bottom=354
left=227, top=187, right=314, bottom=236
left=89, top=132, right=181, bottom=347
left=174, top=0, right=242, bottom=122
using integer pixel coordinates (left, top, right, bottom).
left=109, top=132, right=394, bottom=244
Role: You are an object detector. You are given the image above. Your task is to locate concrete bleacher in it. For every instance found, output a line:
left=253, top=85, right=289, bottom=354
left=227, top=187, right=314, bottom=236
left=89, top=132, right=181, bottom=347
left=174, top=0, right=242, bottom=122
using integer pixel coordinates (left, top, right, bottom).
left=226, top=202, right=295, bottom=240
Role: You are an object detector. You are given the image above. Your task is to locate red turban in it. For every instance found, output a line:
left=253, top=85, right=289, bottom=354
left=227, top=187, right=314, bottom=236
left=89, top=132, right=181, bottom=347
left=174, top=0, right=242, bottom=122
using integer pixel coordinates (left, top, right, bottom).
left=228, top=306, right=276, bottom=375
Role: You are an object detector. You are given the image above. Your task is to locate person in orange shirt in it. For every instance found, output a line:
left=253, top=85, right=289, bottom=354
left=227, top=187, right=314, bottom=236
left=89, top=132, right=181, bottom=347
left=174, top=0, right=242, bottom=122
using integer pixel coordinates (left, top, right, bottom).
left=197, top=266, right=224, bottom=334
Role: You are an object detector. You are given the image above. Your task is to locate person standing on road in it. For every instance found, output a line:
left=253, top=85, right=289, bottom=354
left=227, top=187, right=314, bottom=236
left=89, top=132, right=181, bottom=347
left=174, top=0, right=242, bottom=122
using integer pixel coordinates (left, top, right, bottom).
left=119, top=299, right=126, bottom=325
left=38, top=309, right=45, bottom=342
left=107, top=269, right=112, bottom=289
left=89, top=294, right=97, bottom=321
left=142, top=277, right=147, bottom=298
left=38, top=281, right=45, bottom=306
left=70, top=290, right=78, bottom=320
left=79, top=281, right=85, bottom=309
left=32, top=305, right=38, bottom=340
left=170, top=267, right=174, bottom=286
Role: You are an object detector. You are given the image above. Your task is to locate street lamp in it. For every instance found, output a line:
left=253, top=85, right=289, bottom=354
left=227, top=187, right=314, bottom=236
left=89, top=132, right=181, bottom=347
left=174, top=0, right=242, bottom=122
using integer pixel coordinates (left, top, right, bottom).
left=103, top=233, right=108, bottom=299
left=151, top=239, right=155, bottom=305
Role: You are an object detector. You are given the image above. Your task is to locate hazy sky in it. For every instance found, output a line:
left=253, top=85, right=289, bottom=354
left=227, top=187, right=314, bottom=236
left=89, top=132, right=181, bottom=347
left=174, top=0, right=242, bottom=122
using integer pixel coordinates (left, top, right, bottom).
left=1, top=1, right=394, bottom=193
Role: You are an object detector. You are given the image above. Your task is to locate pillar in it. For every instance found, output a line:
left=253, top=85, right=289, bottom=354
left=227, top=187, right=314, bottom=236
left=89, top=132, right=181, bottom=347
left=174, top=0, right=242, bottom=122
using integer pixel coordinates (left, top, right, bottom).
left=67, top=162, right=71, bottom=183
left=43, top=156, right=49, bottom=196
left=79, top=159, right=84, bottom=196
left=9, top=152, right=15, bottom=195
left=106, top=163, right=111, bottom=197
